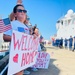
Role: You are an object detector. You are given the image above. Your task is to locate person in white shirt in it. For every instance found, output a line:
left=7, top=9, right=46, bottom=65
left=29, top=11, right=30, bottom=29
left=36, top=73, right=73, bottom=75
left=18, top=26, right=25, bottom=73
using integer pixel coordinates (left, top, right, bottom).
left=3, top=4, right=29, bottom=75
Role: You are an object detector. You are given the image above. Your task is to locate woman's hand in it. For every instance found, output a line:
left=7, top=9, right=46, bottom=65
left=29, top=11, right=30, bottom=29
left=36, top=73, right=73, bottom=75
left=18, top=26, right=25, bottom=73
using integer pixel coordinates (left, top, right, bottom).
left=3, top=34, right=11, bottom=42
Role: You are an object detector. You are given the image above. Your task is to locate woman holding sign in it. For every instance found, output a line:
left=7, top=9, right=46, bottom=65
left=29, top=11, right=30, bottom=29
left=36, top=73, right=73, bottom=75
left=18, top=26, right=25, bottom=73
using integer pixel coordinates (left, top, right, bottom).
left=3, top=4, right=29, bottom=75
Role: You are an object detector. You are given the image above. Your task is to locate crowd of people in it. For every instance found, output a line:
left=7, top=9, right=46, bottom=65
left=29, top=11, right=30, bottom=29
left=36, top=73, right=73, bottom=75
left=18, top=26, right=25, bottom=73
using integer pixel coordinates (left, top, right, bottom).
left=52, top=36, right=75, bottom=52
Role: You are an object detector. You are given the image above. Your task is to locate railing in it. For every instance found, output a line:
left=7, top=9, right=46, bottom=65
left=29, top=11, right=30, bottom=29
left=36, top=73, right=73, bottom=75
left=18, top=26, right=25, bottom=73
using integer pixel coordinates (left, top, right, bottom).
left=0, top=53, right=9, bottom=75
left=0, top=64, right=8, bottom=75
left=0, top=42, right=9, bottom=75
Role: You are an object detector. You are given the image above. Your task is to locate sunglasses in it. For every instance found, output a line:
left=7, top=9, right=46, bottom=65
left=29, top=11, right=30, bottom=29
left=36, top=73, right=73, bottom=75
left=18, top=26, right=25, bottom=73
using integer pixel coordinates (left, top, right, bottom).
left=17, top=9, right=27, bottom=13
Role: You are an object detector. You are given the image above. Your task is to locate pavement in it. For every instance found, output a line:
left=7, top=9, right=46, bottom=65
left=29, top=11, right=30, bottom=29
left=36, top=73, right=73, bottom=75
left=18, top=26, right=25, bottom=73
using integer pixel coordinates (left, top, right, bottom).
left=25, top=45, right=75, bottom=75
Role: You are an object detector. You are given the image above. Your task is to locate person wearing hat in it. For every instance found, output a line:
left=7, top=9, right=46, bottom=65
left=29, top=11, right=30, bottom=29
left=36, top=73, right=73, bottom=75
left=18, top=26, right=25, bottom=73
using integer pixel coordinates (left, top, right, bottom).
left=72, top=36, right=75, bottom=52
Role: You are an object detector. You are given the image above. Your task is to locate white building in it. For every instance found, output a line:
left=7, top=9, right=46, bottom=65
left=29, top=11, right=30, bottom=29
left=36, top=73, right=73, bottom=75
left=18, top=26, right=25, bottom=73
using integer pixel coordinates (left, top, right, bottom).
left=56, top=9, right=75, bottom=39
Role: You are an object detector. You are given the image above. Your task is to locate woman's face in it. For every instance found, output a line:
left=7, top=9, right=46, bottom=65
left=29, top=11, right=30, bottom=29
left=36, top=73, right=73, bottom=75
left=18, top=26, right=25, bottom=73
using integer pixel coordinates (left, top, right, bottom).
left=15, top=6, right=27, bottom=22
left=34, top=28, right=39, bottom=36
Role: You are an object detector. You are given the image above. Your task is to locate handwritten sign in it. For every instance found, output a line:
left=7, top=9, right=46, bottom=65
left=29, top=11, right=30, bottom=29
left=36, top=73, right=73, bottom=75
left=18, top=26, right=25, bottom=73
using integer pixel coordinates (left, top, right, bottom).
left=33, top=52, right=50, bottom=69
left=8, top=30, right=39, bottom=75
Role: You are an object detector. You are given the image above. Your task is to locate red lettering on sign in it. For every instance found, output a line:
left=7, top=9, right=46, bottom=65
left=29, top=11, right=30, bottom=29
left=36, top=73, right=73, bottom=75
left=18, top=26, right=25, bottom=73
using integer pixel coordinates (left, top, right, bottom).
left=13, top=33, right=23, bottom=50
left=38, top=53, right=47, bottom=59
left=21, top=35, right=27, bottom=50
left=21, top=51, right=37, bottom=67
left=13, top=33, right=28, bottom=50
left=27, top=36, right=32, bottom=50
left=34, top=38, right=39, bottom=50
left=31, top=38, right=39, bottom=51
left=31, top=38, right=34, bottom=50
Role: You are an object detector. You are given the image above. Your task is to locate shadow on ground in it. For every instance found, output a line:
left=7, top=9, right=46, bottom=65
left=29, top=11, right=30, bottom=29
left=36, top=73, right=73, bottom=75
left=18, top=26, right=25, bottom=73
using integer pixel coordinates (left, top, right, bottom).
left=46, top=46, right=59, bottom=50
left=27, top=59, right=60, bottom=75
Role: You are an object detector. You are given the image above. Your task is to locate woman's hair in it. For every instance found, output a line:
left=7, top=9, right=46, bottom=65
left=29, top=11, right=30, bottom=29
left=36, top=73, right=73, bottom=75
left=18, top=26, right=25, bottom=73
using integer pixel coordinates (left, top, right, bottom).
left=33, top=26, right=37, bottom=32
left=32, top=25, right=38, bottom=34
left=24, top=15, right=28, bottom=24
left=13, top=4, right=24, bottom=13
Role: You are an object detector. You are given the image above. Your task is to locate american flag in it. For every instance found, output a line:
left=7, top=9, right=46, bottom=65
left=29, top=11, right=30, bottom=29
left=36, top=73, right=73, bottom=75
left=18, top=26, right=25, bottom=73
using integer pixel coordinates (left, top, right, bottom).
left=0, top=18, right=12, bottom=33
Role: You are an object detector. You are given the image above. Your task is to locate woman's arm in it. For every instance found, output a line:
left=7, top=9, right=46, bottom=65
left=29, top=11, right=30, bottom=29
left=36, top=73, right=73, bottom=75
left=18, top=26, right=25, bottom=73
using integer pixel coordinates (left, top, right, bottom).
left=3, top=34, right=11, bottom=42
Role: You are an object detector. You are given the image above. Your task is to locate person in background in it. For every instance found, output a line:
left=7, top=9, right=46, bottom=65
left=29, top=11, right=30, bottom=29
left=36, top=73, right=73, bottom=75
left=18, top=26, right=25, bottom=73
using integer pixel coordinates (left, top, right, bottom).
left=31, top=26, right=40, bottom=71
left=52, top=38, right=55, bottom=46
left=23, top=15, right=31, bottom=75
left=72, top=36, right=75, bottom=52
left=40, top=35, right=46, bottom=51
left=69, top=36, right=73, bottom=50
left=32, top=26, right=42, bottom=52
left=3, top=4, right=29, bottom=75
left=24, top=17, right=40, bottom=73
left=59, top=37, right=63, bottom=48
left=64, top=38, right=68, bottom=48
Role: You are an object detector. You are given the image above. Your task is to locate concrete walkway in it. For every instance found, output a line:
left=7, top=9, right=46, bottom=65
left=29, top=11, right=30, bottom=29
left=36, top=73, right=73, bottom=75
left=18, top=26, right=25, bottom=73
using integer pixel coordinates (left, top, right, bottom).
left=27, top=45, right=75, bottom=75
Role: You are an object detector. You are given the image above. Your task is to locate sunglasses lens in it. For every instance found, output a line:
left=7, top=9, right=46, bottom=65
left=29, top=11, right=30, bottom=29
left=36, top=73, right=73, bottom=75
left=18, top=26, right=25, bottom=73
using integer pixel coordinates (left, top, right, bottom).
left=18, top=9, right=22, bottom=12
left=17, top=9, right=27, bottom=13
left=23, top=10, right=27, bottom=13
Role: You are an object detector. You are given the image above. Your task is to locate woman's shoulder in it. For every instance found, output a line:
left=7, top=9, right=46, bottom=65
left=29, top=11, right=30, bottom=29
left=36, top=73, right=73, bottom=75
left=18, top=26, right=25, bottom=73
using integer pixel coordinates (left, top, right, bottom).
left=11, top=20, right=18, bottom=24
left=11, top=20, right=25, bottom=26
left=11, top=20, right=22, bottom=27
left=11, top=20, right=20, bottom=29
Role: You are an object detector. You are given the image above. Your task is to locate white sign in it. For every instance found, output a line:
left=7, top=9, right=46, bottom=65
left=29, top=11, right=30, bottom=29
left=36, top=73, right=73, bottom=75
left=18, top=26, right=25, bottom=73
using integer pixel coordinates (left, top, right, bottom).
left=33, top=52, right=50, bottom=69
left=8, top=30, right=39, bottom=75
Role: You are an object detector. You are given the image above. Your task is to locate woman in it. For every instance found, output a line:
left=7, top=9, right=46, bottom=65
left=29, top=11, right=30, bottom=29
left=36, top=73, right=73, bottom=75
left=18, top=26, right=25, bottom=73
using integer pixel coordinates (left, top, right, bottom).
left=9, top=0, right=22, bottom=21
left=32, top=27, right=41, bottom=52
left=30, top=26, right=42, bottom=71
left=3, top=4, right=29, bottom=75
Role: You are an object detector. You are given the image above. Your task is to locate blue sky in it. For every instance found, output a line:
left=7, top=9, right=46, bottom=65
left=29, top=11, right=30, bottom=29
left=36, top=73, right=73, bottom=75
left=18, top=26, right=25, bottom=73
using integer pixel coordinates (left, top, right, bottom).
left=0, top=0, right=75, bottom=40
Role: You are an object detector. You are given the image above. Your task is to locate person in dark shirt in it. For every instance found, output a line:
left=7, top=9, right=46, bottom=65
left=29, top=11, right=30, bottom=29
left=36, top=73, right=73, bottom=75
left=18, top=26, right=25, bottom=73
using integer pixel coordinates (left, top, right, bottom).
left=64, top=38, right=68, bottom=48
left=72, top=36, right=75, bottom=52
left=59, top=38, right=63, bottom=48
left=69, top=36, right=73, bottom=50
